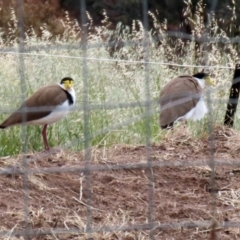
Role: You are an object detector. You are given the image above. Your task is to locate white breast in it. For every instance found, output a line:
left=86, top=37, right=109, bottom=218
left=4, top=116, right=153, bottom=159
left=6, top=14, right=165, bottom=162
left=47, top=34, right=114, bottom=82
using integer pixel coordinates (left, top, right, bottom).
left=176, top=98, right=208, bottom=122
left=190, top=98, right=208, bottom=120
left=28, top=88, right=76, bottom=126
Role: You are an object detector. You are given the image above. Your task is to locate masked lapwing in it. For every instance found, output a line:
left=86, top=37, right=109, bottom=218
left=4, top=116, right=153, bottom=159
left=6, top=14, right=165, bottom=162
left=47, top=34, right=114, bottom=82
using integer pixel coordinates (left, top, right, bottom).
left=0, top=77, right=76, bottom=151
left=159, top=72, right=214, bottom=129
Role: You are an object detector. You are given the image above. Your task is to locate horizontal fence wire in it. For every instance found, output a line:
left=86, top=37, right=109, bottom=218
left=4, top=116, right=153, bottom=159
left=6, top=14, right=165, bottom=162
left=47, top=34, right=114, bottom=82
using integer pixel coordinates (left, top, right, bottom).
left=0, top=29, right=239, bottom=51
left=1, top=220, right=240, bottom=238
left=1, top=157, right=240, bottom=176
left=0, top=51, right=234, bottom=69
left=1, top=0, right=240, bottom=239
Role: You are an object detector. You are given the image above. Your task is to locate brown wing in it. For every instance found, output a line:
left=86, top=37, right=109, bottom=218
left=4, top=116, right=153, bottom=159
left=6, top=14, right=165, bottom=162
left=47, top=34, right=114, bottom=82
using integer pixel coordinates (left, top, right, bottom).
left=159, top=75, right=203, bottom=128
left=0, top=84, right=68, bottom=127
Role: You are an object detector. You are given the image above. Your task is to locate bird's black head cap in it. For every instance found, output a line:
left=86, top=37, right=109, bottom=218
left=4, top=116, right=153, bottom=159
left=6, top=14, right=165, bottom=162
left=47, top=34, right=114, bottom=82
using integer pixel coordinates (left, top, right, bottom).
left=192, top=72, right=209, bottom=79
left=60, top=77, right=74, bottom=84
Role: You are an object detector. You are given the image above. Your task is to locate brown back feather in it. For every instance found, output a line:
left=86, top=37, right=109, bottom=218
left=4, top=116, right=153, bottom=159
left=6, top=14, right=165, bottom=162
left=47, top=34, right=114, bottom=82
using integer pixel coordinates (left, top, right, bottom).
left=159, top=75, right=203, bottom=128
left=0, top=84, right=68, bottom=127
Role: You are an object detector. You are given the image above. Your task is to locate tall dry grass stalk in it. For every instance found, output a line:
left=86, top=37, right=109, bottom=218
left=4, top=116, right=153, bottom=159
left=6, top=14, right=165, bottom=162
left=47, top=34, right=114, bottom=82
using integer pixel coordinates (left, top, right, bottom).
left=0, top=7, right=238, bottom=156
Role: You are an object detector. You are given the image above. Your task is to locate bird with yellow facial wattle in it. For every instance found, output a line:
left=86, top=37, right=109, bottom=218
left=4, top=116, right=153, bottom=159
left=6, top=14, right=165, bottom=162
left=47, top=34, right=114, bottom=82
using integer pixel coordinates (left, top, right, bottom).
left=0, top=77, right=76, bottom=151
left=159, top=72, right=215, bottom=129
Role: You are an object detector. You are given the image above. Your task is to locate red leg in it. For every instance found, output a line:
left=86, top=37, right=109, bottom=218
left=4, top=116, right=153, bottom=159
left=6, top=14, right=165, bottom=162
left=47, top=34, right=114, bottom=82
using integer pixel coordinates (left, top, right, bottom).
left=42, top=124, right=50, bottom=151
left=182, top=120, right=188, bottom=134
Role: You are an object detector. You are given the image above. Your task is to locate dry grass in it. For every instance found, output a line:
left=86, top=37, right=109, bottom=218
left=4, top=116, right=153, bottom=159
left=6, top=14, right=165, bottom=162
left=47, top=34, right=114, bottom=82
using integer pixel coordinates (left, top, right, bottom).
left=0, top=3, right=238, bottom=156
left=0, top=1, right=240, bottom=239
left=0, top=126, right=240, bottom=239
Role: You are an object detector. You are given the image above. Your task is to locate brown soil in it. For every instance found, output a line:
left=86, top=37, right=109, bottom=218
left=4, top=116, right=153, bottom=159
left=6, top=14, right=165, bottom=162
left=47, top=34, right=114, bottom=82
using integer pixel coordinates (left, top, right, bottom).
left=1, top=126, right=240, bottom=240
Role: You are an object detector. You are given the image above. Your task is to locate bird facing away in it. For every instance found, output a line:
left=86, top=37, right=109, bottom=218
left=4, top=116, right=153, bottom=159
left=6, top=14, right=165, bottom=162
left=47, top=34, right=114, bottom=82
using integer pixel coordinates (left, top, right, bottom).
left=159, top=72, right=214, bottom=129
left=0, top=77, right=76, bottom=151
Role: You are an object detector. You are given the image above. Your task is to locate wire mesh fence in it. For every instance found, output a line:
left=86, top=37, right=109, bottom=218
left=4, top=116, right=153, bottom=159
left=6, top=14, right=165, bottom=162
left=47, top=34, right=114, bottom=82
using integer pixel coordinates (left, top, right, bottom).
left=1, top=0, right=240, bottom=239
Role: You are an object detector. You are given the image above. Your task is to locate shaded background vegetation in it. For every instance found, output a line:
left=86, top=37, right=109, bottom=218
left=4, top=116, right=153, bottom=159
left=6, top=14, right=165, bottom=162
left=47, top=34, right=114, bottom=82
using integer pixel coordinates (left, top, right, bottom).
left=61, top=0, right=239, bottom=35
left=0, top=0, right=239, bottom=41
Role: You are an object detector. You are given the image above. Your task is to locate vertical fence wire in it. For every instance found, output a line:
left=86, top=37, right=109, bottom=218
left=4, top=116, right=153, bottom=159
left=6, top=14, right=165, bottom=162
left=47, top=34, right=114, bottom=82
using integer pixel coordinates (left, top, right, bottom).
left=80, top=0, right=93, bottom=236
left=17, top=0, right=30, bottom=239
left=203, top=0, right=219, bottom=239
left=142, top=0, right=155, bottom=239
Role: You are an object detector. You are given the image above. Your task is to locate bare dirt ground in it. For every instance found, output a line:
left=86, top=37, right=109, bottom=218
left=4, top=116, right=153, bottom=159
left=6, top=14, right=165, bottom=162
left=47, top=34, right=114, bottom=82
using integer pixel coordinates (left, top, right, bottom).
left=1, top=126, right=240, bottom=239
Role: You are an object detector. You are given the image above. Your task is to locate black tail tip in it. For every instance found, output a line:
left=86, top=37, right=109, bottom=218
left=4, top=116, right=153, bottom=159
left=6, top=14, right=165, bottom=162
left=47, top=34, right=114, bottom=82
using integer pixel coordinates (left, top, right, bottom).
left=0, top=126, right=6, bottom=129
left=161, top=122, right=174, bottom=130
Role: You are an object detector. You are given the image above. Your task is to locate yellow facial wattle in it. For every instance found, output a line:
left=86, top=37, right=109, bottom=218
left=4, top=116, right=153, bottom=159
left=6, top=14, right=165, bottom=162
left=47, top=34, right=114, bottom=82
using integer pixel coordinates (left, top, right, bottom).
left=205, top=76, right=215, bottom=86
left=64, top=80, right=74, bottom=90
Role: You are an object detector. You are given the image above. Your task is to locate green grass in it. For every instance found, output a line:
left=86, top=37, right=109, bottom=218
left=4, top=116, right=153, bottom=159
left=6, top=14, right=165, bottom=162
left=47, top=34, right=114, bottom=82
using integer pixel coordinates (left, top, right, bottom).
left=0, top=10, right=238, bottom=156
